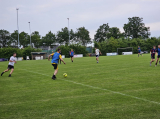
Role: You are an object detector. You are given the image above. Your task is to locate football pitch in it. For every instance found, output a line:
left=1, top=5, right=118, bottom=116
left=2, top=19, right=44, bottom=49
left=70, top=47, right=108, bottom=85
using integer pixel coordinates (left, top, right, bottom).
left=0, top=54, right=160, bottom=119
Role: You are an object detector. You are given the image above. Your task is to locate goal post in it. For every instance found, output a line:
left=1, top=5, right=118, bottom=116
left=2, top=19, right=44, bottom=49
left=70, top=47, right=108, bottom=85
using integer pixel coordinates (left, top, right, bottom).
left=117, top=47, right=133, bottom=55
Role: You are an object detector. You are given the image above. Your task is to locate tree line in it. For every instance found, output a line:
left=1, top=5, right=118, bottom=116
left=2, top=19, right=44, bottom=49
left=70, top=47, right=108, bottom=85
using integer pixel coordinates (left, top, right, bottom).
left=0, top=16, right=158, bottom=50
left=94, top=37, right=160, bottom=55
left=0, top=27, right=91, bottom=48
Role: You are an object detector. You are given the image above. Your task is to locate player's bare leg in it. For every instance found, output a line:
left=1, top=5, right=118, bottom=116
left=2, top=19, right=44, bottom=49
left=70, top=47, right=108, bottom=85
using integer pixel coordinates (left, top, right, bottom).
left=96, top=57, right=99, bottom=63
left=8, top=69, right=14, bottom=77
left=1, top=69, right=9, bottom=76
left=71, top=57, right=73, bottom=62
left=52, top=69, right=58, bottom=80
left=155, top=58, right=159, bottom=67
left=150, top=59, right=155, bottom=66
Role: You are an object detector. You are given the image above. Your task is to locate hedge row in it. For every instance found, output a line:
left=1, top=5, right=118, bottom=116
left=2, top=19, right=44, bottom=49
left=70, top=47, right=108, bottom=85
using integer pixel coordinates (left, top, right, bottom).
left=0, top=47, right=42, bottom=60
left=58, top=44, right=88, bottom=58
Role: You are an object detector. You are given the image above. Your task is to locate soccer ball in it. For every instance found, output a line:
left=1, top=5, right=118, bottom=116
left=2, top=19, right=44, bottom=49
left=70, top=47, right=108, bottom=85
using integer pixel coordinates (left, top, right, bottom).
left=63, top=73, right=67, bottom=78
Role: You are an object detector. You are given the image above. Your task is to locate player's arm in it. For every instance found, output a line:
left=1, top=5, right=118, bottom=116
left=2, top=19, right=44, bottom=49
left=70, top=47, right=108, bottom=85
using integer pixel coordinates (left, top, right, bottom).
left=60, top=58, right=66, bottom=64
left=9, top=60, right=16, bottom=62
left=99, top=50, right=102, bottom=55
left=48, top=53, right=54, bottom=61
left=150, top=49, right=152, bottom=54
left=59, top=55, right=66, bottom=64
left=9, top=58, right=17, bottom=63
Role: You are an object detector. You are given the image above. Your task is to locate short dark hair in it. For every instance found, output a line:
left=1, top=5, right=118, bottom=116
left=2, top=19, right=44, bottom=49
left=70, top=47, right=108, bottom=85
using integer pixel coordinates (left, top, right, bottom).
left=57, top=48, right=61, bottom=51
left=13, top=53, right=16, bottom=55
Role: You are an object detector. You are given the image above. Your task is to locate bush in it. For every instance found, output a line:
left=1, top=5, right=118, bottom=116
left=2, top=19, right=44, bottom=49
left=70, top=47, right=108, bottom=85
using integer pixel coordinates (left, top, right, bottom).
left=22, top=47, right=42, bottom=60
left=57, top=44, right=88, bottom=58
left=56, top=45, right=71, bottom=58
left=69, top=44, right=88, bottom=57
left=0, top=47, right=42, bottom=60
left=0, top=47, right=23, bottom=59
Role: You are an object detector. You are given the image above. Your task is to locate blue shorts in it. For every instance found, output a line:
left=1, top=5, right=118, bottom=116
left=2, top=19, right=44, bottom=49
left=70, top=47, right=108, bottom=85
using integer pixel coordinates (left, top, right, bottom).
left=138, top=51, right=141, bottom=53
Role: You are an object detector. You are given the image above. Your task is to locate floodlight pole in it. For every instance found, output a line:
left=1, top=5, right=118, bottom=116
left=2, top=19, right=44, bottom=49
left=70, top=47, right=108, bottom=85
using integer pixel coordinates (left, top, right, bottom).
left=16, top=8, right=19, bottom=48
left=28, top=22, right=31, bottom=47
left=67, top=18, right=70, bottom=45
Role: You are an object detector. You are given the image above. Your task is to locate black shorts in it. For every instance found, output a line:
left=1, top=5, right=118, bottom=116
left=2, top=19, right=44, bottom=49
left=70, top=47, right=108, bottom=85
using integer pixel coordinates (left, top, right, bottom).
left=52, top=64, right=58, bottom=70
left=157, top=55, right=160, bottom=58
left=151, top=55, right=155, bottom=59
left=96, top=55, right=99, bottom=58
left=7, top=65, right=14, bottom=69
left=138, top=51, right=141, bottom=53
left=70, top=56, right=73, bottom=58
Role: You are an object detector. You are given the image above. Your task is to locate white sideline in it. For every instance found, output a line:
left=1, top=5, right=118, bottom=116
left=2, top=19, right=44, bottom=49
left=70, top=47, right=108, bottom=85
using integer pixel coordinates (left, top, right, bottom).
left=13, top=69, right=160, bottom=105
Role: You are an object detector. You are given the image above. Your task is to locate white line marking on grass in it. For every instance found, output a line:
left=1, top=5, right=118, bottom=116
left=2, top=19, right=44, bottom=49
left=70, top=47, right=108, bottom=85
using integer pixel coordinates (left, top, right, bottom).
left=17, top=69, right=160, bottom=105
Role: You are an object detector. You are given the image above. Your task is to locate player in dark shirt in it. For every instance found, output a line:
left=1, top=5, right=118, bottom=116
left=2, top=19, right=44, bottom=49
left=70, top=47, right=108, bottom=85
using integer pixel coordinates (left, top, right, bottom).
left=138, top=46, right=143, bottom=57
left=155, top=45, right=160, bottom=67
left=150, top=46, right=157, bottom=66
left=70, top=49, right=74, bottom=62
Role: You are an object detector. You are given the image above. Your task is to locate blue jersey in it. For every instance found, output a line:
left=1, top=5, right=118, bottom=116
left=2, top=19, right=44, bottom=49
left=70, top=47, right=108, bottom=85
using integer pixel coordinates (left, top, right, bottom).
left=70, top=51, right=74, bottom=56
left=51, top=52, right=62, bottom=64
left=138, top=47, right=141, bottom=51
left=157, top=48, right=160, bottom=55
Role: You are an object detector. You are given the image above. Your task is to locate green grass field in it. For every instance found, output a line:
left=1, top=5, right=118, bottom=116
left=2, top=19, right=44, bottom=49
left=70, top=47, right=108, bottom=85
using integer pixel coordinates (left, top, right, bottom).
left=0, top=54, right=160, bottom=119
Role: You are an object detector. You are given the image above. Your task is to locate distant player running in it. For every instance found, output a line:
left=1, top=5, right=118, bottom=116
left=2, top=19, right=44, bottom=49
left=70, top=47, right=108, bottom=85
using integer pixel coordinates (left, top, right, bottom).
left=150, top=46, right=157, bottom=66
left=95, top=48, right=102, bottom=63
left=48, top=48, right=66, bottom=80
left=155, top=45, right=160, bottom=67
left=1, top=53, right=17, bottom=77
left=70, top=49, right=74, bottom=62
left=138, top=46, right=143, bottom=57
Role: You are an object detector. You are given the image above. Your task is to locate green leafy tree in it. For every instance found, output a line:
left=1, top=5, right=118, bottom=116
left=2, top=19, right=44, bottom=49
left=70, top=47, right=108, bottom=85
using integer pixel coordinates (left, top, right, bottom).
left=75, top=27, right=91, bottom=46
left=0, top=29, right=12, bottom=47
left=19, top=31, right=30, bottom=48
left=107, top=27, right=124, bottom=39
left=56, top=27, right=74, bottom=45
left=11, top=30, right=18, bottom=47
left=123, top=17, right=150, bottom=39
left=42, top=31, right=56, bottom=47
left=31, top=31, right=41, bottom=48
left=94, top=24, right=110, bottom=42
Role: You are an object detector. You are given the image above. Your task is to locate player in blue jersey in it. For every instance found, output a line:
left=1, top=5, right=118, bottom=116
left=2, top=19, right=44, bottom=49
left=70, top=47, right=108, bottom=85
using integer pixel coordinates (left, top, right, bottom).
left=150, top=46, right=157, bottom=66
left=138, top=46, right=143, bottom=57
left=48, top=48, right=66, bottom=80
left=70, top=49, right=74, bottom=62
left=155, top=45, right=160, bottom=67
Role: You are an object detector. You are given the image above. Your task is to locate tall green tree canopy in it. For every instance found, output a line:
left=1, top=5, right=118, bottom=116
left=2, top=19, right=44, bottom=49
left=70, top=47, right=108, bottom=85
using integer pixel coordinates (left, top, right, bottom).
left=10, top=30, right=18, bottom=47
left=123, top=17, right=150, bottom=39
left=56, top=27, right=74, bottom=45
left=0, top=29, right=12, bottom=47
left=75, top=27, right=91, bottom=46
left=107, top=27, right=124, bottom=39
left=42, top=31, right=56, bottom=47
left=94, top=24, right=110, bottom=42
left=19, top=31, right=29, bottom=48
left=31, top=31, right=41, bottom=48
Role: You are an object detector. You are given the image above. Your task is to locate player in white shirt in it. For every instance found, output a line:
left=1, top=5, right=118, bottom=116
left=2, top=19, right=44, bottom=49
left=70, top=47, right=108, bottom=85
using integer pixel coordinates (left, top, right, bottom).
left=1, top=53, right=17, bottom=77
left=95, top=48, right=102, bottom=63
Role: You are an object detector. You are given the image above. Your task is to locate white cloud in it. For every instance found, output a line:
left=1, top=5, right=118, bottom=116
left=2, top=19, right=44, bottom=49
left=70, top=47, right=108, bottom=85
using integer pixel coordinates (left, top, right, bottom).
left=146, top=22, right=160, bottom=31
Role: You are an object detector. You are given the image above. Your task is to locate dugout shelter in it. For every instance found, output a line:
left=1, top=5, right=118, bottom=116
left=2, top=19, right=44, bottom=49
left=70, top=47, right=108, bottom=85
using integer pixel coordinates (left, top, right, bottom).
left=31, top=52, right=47, bottom=60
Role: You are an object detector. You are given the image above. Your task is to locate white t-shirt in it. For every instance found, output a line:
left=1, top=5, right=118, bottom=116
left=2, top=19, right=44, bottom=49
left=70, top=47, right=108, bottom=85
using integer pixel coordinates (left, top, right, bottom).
left=8, top=56, right=16, bottom=66
left=95, top=49, right=99, bottom=55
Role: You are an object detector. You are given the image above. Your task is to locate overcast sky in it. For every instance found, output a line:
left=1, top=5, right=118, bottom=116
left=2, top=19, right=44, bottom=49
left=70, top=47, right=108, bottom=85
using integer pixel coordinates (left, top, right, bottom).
left=0, top=0, right=160, bottom=39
